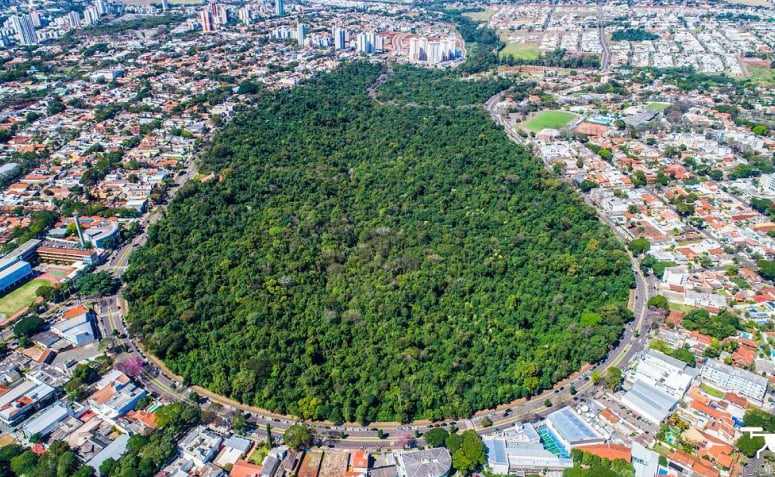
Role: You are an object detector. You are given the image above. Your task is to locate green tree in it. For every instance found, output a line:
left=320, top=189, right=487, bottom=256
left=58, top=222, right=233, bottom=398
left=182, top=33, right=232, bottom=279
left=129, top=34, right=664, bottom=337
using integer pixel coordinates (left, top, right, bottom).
left=737, top=433, right=765, bottom=458
left=13, top=314, right=44, bottom=338
left=451, top=430, right=486, bottom=475
left=283, top=424, right=311, bottom=450
left=10, top=451, right=39, bottom=476
left=628, top=238, right=650, bottom=255
left=605, top=367, right=623, bottom=390
left=646, top=295, right=668, bottom=311
left=424, top=428, right=449, bottom=448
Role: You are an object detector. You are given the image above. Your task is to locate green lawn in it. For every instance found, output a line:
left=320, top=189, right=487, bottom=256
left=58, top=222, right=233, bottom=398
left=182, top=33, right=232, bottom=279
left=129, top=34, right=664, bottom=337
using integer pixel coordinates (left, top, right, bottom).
left=248, top=448, right=267, bottom=465
left=747, top=66, right=775, bottom=87
left=646, top=102, right=670, bottom=112
left=499, top=43, right=540, bottom=60
left=667, top=302, right=696, bottom=313
left=0, top=279, right=49, bottom=316
left=701, top=383, right=725, bottom=398
left=523, top=111, right=577, bottom=131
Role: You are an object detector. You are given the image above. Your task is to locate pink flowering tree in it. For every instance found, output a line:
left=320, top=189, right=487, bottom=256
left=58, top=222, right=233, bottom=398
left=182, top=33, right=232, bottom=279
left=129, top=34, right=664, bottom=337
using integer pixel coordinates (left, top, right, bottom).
left=116, top=356, right=144, bottom=378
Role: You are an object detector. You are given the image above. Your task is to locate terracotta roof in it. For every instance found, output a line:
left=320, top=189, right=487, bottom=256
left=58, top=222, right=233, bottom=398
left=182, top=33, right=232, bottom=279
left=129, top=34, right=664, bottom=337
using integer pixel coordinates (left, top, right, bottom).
left=575, top=444, right=631, bottom=463
left=231, top=460, right=262, bottom=477
left=63, top=305, right=90, bottom=320
left=89, top=384, right=116, bottom=405
left=599, top=408, right=620, bottom=424
left=723, top=393, right=748, bottom=409
left=350, top=450, right=368, bottom=470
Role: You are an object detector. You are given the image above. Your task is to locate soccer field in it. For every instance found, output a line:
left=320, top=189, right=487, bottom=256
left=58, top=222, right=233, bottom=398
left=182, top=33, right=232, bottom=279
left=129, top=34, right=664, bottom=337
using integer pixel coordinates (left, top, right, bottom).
left=646, top=102, right=670, bottom=112
left=523, top=111, right=578, bottom=131
left=499, top=43, right=540, bottom=60
left=0, top=279, right=49, bottom=317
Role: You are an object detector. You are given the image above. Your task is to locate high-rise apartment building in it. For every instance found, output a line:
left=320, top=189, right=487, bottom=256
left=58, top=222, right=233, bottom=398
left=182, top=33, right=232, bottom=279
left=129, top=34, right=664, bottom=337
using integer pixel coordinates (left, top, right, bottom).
left=11, top=14, right=38, bottom=45
left=199, top=9, right=214, bottom=33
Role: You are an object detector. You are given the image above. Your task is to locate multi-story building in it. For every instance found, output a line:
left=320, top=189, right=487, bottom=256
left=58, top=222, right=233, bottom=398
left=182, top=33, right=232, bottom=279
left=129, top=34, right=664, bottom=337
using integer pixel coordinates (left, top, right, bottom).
left=83, top=6, right=99, bottom=26
left=700, top=359, right=768, bottom=404
left=297, top=23, right=307, bottom=44
left=200, top=9, right=214, bottom=33
left=67, top=11, right=81, bottom=28
left=238, top=7, right=251, bottom=25
left=333, top=27, right=347, bottom=50
left=275, top=0, right=284, bottom=17
left=10, top=15, right=37, bottom=45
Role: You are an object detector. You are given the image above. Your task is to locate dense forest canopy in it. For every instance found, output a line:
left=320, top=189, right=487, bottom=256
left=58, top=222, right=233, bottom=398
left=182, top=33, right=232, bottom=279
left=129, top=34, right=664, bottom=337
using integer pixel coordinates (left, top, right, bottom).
left=124, top=62, right=634, bottom=423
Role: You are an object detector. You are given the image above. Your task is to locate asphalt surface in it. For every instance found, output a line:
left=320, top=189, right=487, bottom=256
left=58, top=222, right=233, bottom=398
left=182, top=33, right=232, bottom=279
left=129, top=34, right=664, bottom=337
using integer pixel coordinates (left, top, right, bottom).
left=89, top=93, right=658, bottom=450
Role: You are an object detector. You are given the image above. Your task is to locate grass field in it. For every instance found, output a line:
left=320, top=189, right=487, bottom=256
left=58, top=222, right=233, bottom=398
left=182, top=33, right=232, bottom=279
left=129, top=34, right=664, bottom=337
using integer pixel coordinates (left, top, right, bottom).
left=668, top=302, right=696, bottom=313
left=646, top=102, right=671, bottom=112
left=523, top=111, right=577, bottom=131
left=700, top=383, right=725, bottom=398
left=499, top=43, right=540, bottom=60
left=747, top=66, right=775, bottom=87
left=463, top=10, right=495, bottom=22
left=0, top=279, right=49, bottom=317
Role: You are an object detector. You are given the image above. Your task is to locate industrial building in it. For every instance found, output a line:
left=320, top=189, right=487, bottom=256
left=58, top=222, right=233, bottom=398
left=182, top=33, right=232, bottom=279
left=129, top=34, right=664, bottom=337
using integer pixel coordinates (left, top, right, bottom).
left=484, top=424, right=573, bottom=476
left=0, top=256, right=34, bottom=295
left=22, top=403, right=70, bottom=439
left=621, top=380, right=679, bottom=424
left=545, top=407, right=605, bottom=451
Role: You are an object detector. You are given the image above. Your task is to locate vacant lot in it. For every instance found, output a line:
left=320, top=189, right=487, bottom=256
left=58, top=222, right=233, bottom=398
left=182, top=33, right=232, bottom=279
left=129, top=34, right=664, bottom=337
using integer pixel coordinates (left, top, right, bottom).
left=499, top=43, right=540, bottom=60
left=748, top=66, right=775, bottom=87
left=0, top=279, right=49, bottom=316
left=646, top=102, right=670, bottom=112
left=463, top=10, right=495, bottom=22
left=523, top=111, right=577, bottom=131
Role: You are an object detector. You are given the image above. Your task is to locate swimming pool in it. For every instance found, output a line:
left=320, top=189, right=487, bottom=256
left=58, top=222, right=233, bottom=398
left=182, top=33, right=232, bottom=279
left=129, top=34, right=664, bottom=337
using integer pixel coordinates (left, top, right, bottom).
left=538, top=427, right=570, bottom=458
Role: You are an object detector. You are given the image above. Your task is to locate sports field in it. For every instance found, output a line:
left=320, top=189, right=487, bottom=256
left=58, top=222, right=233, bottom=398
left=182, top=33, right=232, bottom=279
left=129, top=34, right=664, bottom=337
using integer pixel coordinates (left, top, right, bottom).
left=523, top=111, right=577, bottom=131
left=0, top=279, right=49, bottom=317
left=499, top=43, right=540, bottom=60
left=646, top=102, right=670, bottom=112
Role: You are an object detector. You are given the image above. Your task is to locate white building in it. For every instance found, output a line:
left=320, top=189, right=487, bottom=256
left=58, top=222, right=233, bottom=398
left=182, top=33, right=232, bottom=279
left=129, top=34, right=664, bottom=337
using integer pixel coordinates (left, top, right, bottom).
left=398, top=448, right=451, bottom=477
left=621, top=380, right=679, bottom=424
left=700, top=359, right=768, bottom=404
left=10, top=15, right=38, bottom=45
left=483, top=424, right=573, bottom=476
left=630, top=349, right=695, bottom=398
left=51, top=305, right=97, bottom=347
left=179, top=426, right=223, bottom=468
left=545, top=407, right=605, bottom=451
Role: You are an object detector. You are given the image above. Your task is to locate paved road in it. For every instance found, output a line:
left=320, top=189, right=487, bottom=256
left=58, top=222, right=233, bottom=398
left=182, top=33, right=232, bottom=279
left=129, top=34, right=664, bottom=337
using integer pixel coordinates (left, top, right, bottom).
left=98, top=94, right=657, bottom=450
left=597, top=3, right=611, bottom=71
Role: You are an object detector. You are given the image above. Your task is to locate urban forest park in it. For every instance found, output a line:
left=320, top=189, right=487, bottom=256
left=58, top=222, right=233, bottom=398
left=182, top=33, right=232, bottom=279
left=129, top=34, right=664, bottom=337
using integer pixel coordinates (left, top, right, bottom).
left=123, top=62, right=635, bottom=424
